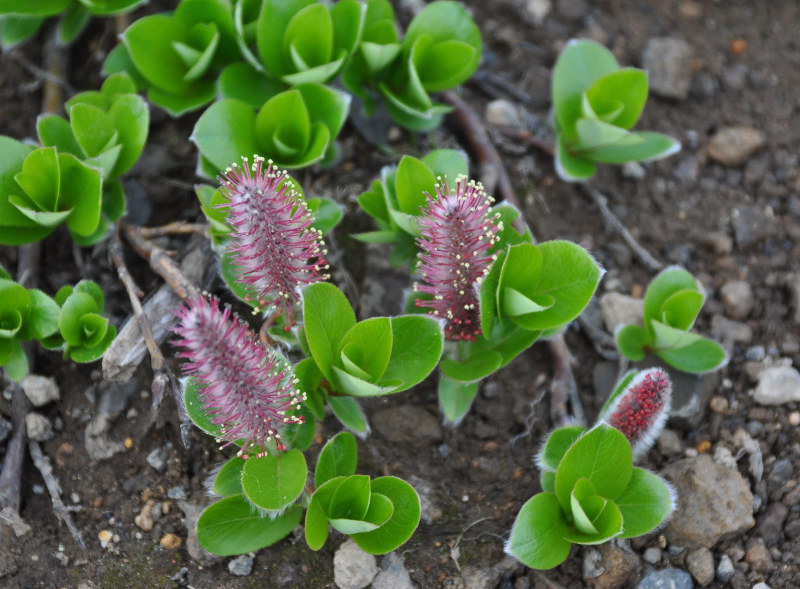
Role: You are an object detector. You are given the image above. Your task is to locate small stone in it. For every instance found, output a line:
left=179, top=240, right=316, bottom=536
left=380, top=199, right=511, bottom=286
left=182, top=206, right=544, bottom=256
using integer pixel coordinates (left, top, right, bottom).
left=485, top=99, right=523, bottom=128
left=709, top=395, right=728, bottom=413
left=97, top=530, right=113, bottom=544
left=716, top=554, right=735, bottom=582
left=657, top=429, right=684, bottom=457
left=25, top=412, right=54, bottom=442
left=160, top=533, right=182, bottom=549
left=757, top=503, right=788, bottom=544
left=752, top=365, right=800, bottom=405
left=598, top=292, right=643, bottom=333
left=662, top=454, right=755, bottom=548
left=720, top=280, right=755, bottom=320
left=146, top=447, right=169, bottom=473
left=789, top=411, right=800, bottom=426
left=752, top=584, right=772, bottom=589
left=746, top=345, right=767, bottom=362
left=371, top=552, right=415, bottom=589
left=134, top=503, right=154, bottom=532
left=21, top=375, right=60, bottom=407
left=622, top=161, right=646, bottom=180
left=178, top=501, right=223, bottom=566
left=744, top=537, right=773, bottom=573
left=228, top=554, right=254, bottom=577
left=586, top=543, right=640, bottom=589
left=731, top=205, right=774, bottom=248
left=712, top=445, right=738, bottom=470
left=643, top=547, right=662, bottom=565
left=686, top=547, right=715, bottom=586
left=638, top=567, right=692, bottom=589
left=524, top=0, right=552, bottom=23
left=167, top=486, right=187, bottom=500
left=642, top=38, right=693, bottom=101
left=333, top=539, right=378, bottom=589
left=711, top=315, right=753, bottom=346
left=708, top=127, right=766, bottom=167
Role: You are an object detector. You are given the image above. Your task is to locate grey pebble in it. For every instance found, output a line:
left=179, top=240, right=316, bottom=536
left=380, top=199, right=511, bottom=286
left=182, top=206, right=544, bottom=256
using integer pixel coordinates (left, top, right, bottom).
left=716, top=554, right=735, bottom=582
left=638, top=567, right=692, bottom=589
left=146, top=447, right=169, bottom=473
left=228, top=554, right=254, bottom=577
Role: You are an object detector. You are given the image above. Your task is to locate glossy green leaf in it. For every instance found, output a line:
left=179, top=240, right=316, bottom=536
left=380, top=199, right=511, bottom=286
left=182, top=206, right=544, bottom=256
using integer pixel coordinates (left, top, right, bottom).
left=506, top=492, right=572, bottom=570
left=570, top=479, right=600, bottom=534
left=256, top=0, right=316, bottom=78
left=14, top=146, right=60, bottom=212
left=642, top=268, right=697, bottom=325
left=540, top=470, right=555, bottom=494
left=183, top=376, right=222, bottom=437
left=562, top=497, right=623, bottom=544
left=589, top=132, right=680, bottom=164
left=315, top=431, right=358, bottom=488
left=58, top=153, right=102, bottom=236
left=657, top=337, right=727, bottom=373
left=573, top=118, right=630, bottom=153
left=555, top=424, right=631, bottom=511
left=650, top=320, right=702, bottom=351
left=198, top=497, right=302, bottom=556
left=66, top=324, right=115, bottom=362
left=350, top=476, right=420, bottom=554
left=332, top=366, right=400, bottom=397
left=395, top=155, right=436, bottom=215
left=538, top=425, right=587, bottom=472
left=147, top=80, right=216, bottom=117
left=123, top=15, right=192, bottom=94
left=0, top=15, right=44, bottom=49
left=305, top=490, right=331, bottom=550
left=555, top=134, right=597, bottom=182
left=213, top=457, right=245, bottom=497
left=585, top=68, right=648, bottom=130
left=616, top=324, right=647, bottom=361
left=2, top=339, right=28, bottom=381
left=661, top=290, right=704, bottom=331
left=329, top=395, right=369, bottom=435
left=192, top=98, right=260, bottom=173
left=217, top=62, right=286, bottom=109
left=303, top=283, right=356, bottom=382
left=59, top=291, right=98, bottom=346
left=328, top=474, right=371, bottom=522
left=241, top=449, right=307, bottom=512
left=615, top=467, right=674, bottom=538
left=37, top=115, right=83, bottom=157
left=338, top=317, right=392, bottom=381
left=0, top=0, right=70, bottom=16
left=552, top=39, right=618, bottom=140
left=106, top=93, right=149, bottom=177
left=440, top=350, right=502, bottom=383
left=438, top=376, right=479, bottom=425
left=422, top=148, right=469, bottom=179
left=379, top=315, right=443, bottom=391
left=479, top=247, right=505, bottom=335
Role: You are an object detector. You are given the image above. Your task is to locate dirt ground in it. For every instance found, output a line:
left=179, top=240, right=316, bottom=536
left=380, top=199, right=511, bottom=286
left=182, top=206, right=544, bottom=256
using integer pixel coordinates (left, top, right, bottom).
left=1, top=1, right=799, bottom=587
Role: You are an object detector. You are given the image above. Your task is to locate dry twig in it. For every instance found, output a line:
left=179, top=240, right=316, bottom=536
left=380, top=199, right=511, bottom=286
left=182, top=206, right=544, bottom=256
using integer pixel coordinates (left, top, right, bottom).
left=137, top=221, right=208, bottom=240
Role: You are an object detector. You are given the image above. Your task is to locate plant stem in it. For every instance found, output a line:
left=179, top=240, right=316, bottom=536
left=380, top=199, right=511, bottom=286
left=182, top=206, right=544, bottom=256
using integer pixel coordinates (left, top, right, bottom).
left=137, top=222, right=209, bottom=240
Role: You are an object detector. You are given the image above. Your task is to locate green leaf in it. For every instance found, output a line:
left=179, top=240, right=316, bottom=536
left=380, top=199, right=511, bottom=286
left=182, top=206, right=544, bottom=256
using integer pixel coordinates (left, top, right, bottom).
left=380, top=315, right=443, bottom=391
left=554, top=424, right=632, bottom=512
left=37, top=115, right=83, bottom=157
left=657, top=337, right=727, bottom=373
left=479, top=247, right=504, bottom=335
left=332, top=366, right=399, bottom=397
left=192, top=98, right=260, bottom=173
left=422, top=148, right=469, bottom=179
left=241, top=449, right=307, bottom=512
left=123, top=15, right=192, bottom=94
left=256, top=89, right=310, bottom=159
left=338, top=317, right=393, bottom=381
left=552, top=39, right=619, bottom=141
left=307, top=197, right=343, bottom=234
left=257, top=0, right=317, bottom=78
left=69, top=103, right=118, bottom=159
left=650, top=319, right=702, bottom=351
left=295, top=83, right=349, bottom=142
left=562, top=497, right=623, bottom=544
left=17, top=289, right=58, bottom=340
left=197, top=496, right=302, bottom=556
left=585, top=68, right=648, bottom=130
left=106, top=93, right=149, bottom=177
left=540, top=470, right=555, bottom=494
left=538, top=425, right=587, bottom=472
left=661, top=290, right=704, bottom=331
left=217, top=62, right=286, bottom=109
left=555, top=134, right=597, bottom=182
left=14, top=146, right=60, bottom=213
left=437, top=376, right=479, bottom=424
left=570, top=478, right=600, bottom=534
left=302, top=283, right=356, bottom=382
left=59, top=291, right=98, bottom=346
left=305, top=490, right=331, bottom=550
left=573, top=118, right=630, bottom=153
left=315, top=431, right=358, bottom=488
left=329, top=395, right=369, bottom=435
left=506, top=493, right=572, bottom=570
left=328, top=474, right=371, bottom=522
left=0, top=0, right=70, bottom=16
left=213, top=457, right=246, bottom=497
left=615, top=468, right=674, bottom=538
left=615, top=324, right=647, bottom=362
left=440, top=350, right=502, bottom=383
left=643, top=268, right=698, bottom=325
left=147, top=81, right=216, bottom=117
left=350, top=476, right=420, bottom=554
left=3, top=340, right=28, bottom=381
left=66, top=324, right=115, bottom=363
left=395, top=155, right=436, bottom=215
left=588, top=132, right=680, bottom=164
left=0, top=16, right=44, bottom=49
left=58, top=153, right=103, bottom=237
left=183, top=376, right=222, bottom=437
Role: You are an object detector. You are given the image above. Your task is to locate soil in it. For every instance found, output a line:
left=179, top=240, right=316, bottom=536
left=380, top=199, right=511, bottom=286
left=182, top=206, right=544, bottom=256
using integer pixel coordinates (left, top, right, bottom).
left=1, top=1, right=799, bottom=588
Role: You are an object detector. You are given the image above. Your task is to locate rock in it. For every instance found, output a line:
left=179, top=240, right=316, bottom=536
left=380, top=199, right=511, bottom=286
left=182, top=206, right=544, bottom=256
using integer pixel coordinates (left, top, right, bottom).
left=555, top=0, right=587, bottom=21
left=407, top=475, right=443, bottom=524
left=21, top=375, right=60, bottom=407
left=637, top=568, right=692, bottom=589
left=25, top=412, right=54, bottom=442
left=167, top=485, right=187, bottom=500
left=371, top=552, right=414, bottom=589
left=731, top=205, right=774, bottom=248
left=746, top=345, right=767, bottom=362
left=228, top=554, right=254, bottom=576
left=686, top=547, right=715, bottom=586
left=664, top=365, right=719, bottom=430
left=787, top=272, right=800, bottom=324
left=643, top=547, right=662, bottom=565
left=586, top=543, right=641, bottom=589
left=662, top=454, right=755, bottom=548
left=642, top=38, right=693, bottom=101
left=485, top=99, right=523, bottom=128
left=745, top=537, right=773, bottom=573
left=598, top=292, right=644, bottom=333
left=372, top=405, right=442, bottom=444
left=178, top=501, right=224, bottom=566
left=622, top=161, right=646, bottom=180
left=707, top=127, right=766, bottom=166
left=752, top=365, right=800, bottom=405
left=334, top=539, right=379, bottom=589
left=757, top=503, right=788, bottom=544
left=146, top=447, right=169, bottom=473
left=160, top=533, right=182, bottom=549
left=716, top=554, right=735, bottom=582
left=0, top=417, right=11, bottom=445
left=656, top=429, right=684, bottom=457
left=720, top=280, right=755, bottom=320
left=582, top=547, right=603, bottom=580
left=134, top=502, right=154, bottom=531
left=84, top=414, right=125, bottom=460
left=524, top=0, right=552, bottom=23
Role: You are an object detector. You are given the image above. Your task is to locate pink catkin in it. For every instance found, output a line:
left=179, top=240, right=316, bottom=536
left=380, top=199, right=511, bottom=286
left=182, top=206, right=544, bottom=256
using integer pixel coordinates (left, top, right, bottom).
left=173, top=295, right=305, bottom=458
left=218, top=155, right=329, bottom=326
left=414, top=177, right=502, bottom=341
left=607, top=368, right=671, bottom=457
